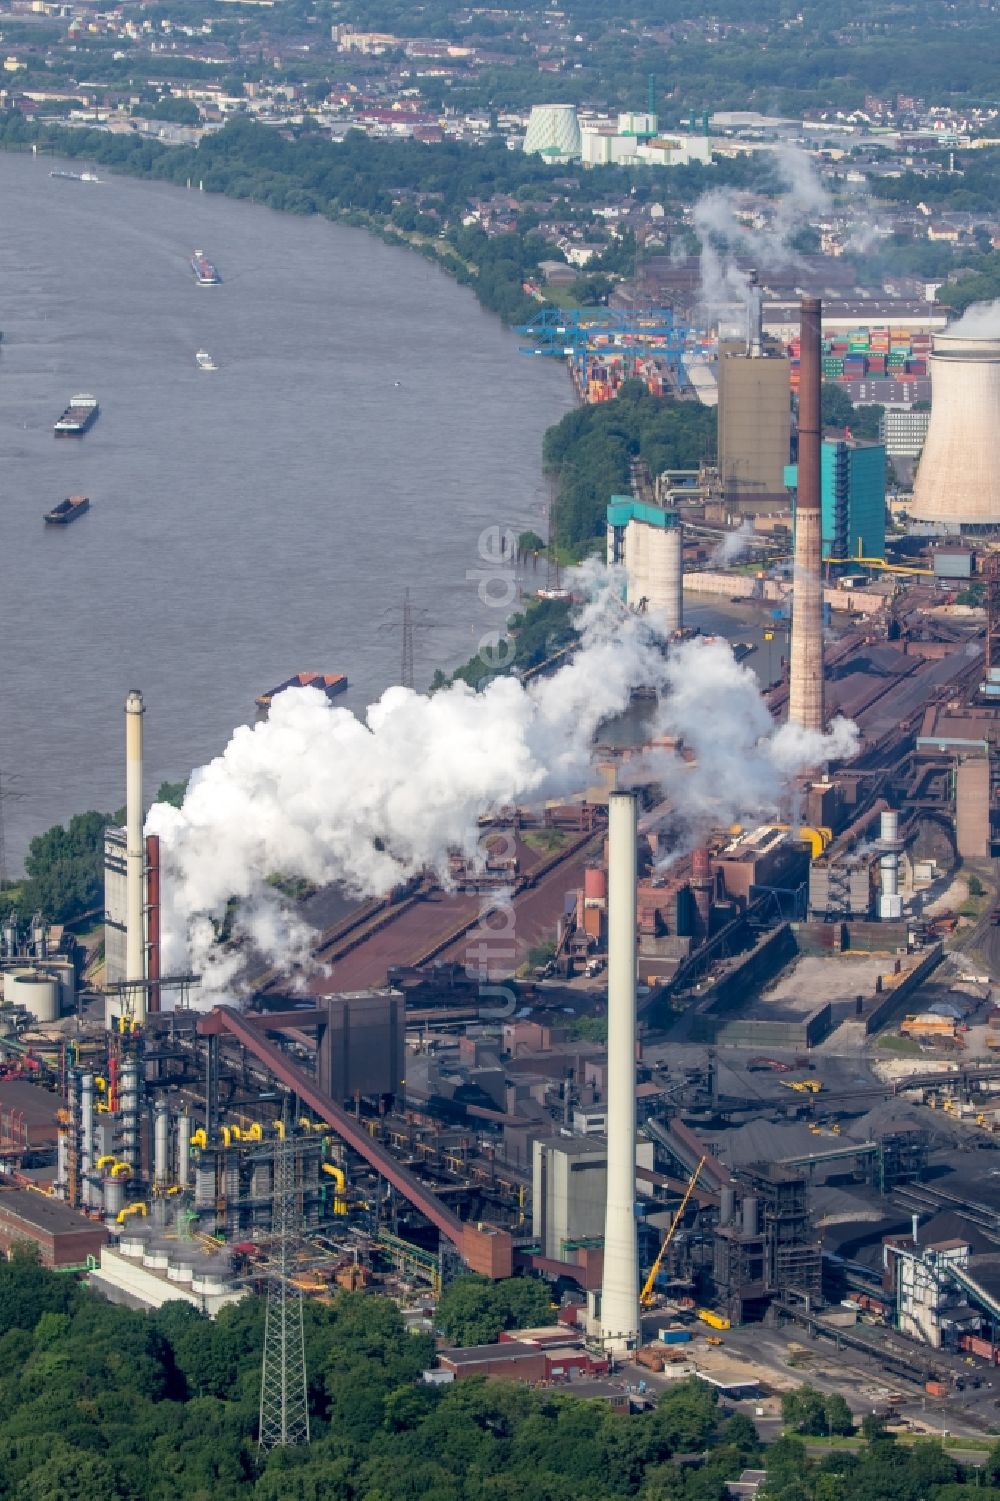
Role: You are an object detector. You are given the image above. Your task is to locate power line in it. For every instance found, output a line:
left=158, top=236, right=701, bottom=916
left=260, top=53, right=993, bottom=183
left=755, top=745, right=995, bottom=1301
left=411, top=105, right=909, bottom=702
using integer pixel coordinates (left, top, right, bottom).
left=401, top=588, right=415, bottom=691
left=0, top=771, right=24, bottom=892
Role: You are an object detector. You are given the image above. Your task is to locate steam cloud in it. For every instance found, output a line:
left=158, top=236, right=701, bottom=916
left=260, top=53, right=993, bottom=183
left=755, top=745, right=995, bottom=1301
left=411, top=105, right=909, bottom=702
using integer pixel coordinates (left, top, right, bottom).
left=694, top=145, right=829, bottom=324
left=947, top=301, right=1000, bottom=338
left=711, top=519, right=756, bottom=565
left=644, top=636, right=858, bottom=848
left=148, top=568, right=857, bottom=999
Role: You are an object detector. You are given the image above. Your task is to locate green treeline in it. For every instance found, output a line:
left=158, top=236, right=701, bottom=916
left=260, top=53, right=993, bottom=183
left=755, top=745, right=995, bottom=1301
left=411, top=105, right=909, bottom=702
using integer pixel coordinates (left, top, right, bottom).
left=1, top=781, right=185, bottom=925
left=3, top=1249, right=1000, bottom=1499
left=543, top=381, right=717, bottom=551
left=0, top=113, right=772, bottom=330
left=432, top=596, right=578, bottom=691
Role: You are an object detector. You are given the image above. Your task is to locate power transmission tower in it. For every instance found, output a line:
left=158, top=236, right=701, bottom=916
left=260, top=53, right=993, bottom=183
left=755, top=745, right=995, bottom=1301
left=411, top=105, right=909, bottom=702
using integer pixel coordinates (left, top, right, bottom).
left=0, top=771, right=23, bottom=893
left=401, top=588, right=415, bottom=690
left=258, top=1131, right=310, bottom=1456
left=545, top=480, right=562, bottom=594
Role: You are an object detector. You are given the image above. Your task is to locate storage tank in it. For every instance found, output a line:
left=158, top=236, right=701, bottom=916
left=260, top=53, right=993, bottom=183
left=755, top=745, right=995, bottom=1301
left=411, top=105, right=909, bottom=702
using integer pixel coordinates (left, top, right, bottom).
left=910, top=334, right=1000, bottom=527
left=46, top=958, right=76, bottom=1016
left=103, top=1175, right=125, bottom=1220
left=645, top=517, right=683, bottom=634
left=5, top=971, right=60, bottom=1022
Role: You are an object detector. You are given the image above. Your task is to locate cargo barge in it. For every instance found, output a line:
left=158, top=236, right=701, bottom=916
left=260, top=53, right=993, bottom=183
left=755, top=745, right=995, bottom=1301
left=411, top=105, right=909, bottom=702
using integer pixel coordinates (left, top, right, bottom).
left=53, top=394, right=99, bottom=437
left=44, top=496, right=90, bottom=525
left=190, top=250, right=221, bottom=286
left=255, top=672, right=348, bottom=721
left=50, top=169, right=102, bottom=183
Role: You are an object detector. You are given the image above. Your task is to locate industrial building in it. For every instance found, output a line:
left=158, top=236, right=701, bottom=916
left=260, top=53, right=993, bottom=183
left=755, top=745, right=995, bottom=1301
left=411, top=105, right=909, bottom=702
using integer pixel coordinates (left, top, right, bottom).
left=606, top=495, right=683, bottom=633
left=784, top=433, right=887, bottom=563
left=880, top=406, right=931, bottom=459
left=716, top=283, right=791, bottom=511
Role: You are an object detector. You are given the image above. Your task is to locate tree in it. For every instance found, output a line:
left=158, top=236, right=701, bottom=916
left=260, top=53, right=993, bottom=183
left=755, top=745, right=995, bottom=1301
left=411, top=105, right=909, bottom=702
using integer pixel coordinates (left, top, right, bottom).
left=824, top=1393, right=854, bottom=1436
left=820, top=382, right=856, bottom=432
left=436, top=1275, right=552, bottom=1346
left=20, top=810, right=113, bottom=923
left=782, top=1385, right=829, bottom=1436
left=154, top=779, right=188, bottom=809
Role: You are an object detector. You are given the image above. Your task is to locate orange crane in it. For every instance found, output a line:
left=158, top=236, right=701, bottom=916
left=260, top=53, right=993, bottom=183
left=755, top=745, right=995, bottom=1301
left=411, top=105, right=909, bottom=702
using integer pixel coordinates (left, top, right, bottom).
left=640, top=1155, right=706, bottom=1308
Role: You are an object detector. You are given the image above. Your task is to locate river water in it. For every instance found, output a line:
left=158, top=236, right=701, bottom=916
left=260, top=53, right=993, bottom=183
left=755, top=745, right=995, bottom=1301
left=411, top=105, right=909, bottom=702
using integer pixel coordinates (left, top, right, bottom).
left=0, top=150, right=578, bottom=869
left=0, top=149, right=782, bottom=873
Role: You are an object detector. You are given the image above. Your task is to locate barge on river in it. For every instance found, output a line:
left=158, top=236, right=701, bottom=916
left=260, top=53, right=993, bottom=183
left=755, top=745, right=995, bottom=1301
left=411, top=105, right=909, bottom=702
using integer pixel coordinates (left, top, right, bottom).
left=191, top=250, right=221, bottom=286
left=53, top=395, right=99, bottom=437
left=44, top=496, right=90, bottom=525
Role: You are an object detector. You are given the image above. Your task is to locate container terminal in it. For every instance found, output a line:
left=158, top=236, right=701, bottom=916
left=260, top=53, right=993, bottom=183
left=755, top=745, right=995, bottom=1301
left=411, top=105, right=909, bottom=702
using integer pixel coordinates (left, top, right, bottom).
left=8, top=298, right=1000, bottom=1437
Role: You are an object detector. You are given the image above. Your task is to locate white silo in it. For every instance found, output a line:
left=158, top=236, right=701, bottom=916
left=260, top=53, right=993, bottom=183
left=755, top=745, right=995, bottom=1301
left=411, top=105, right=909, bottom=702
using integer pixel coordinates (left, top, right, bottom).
left=5, top=971, right=60, bottom=1022
left=910, top=334, right=1000, bottom=529
left=523, top=104, right=582, bottom=162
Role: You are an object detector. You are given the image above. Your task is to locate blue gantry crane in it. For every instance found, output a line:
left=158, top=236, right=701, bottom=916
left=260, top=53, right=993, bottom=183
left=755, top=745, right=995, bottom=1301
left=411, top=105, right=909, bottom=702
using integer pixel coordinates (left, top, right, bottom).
left=515, top=306, right=698, bottom=397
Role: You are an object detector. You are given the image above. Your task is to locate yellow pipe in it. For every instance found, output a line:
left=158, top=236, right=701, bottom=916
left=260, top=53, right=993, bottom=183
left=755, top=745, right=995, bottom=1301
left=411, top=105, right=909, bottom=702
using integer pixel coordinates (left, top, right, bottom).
left=273, top=1120, right=285, bottom=1140
left=110, top=1162, right=132, bottom=1178
left=190, top=1128, right=207, bottom=1149
left=96, top=1154, right=116, bottom=1171
left=115, top=1202, right=147, bottom=1224
left=244, top=1122, right=262, bottom=1142
left=94, top=1076, right=107, bottom=1092
left=220, top=1126, right=231, bottom=1148
left=322, top=1162, right=348, bottom=1215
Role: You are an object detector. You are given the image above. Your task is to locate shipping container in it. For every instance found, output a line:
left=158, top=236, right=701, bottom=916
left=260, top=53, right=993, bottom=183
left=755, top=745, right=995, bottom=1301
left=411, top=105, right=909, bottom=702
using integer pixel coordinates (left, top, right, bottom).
left=659, top=1327, right=692, bottom=1344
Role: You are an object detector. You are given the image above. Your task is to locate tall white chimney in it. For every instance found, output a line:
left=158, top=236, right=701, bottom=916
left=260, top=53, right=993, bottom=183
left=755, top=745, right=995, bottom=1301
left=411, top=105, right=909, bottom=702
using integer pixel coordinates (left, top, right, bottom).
left=600, top=789, right=640, bottom=1354
left=125, top=689, right=146, bottom=1022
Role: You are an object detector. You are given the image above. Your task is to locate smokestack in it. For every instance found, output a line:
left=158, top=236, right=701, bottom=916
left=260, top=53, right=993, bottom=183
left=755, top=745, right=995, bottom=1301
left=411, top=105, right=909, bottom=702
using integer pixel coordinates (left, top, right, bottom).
left=788, top=298, right=825, bottom=733
left=746, top=269, right=762, bottom=359
left=600, top=790, right=640, bottom=1354
left=690, top=845, right=713, bottom=935
left=146, top=833, right=161, bottom=1013
left=125, top=689, right=146, bottom=1022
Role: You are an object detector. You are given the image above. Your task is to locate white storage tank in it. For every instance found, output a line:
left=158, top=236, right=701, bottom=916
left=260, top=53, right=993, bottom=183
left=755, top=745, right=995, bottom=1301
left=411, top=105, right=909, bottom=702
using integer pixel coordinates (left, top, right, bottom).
left=5, top=971, right=60, bottom=1022
left=46, top=958, right=76, bottom=1016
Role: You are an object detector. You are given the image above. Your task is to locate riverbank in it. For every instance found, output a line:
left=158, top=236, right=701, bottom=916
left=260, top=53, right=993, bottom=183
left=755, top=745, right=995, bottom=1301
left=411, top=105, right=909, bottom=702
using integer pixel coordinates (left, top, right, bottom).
left=0, top=147, right=572, bottom=867
left=0, top=114, right=548, bottom=330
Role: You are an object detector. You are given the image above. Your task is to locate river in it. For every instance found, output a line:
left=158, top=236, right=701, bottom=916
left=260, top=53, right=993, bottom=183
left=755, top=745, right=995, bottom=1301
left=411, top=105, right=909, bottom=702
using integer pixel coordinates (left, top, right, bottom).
left=0, top=150, right=577, bottom=870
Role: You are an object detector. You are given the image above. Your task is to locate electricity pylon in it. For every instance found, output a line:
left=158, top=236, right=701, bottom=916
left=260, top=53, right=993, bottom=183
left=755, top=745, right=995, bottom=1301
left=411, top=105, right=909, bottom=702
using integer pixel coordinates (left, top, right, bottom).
left=258, top=1131, right=310, bottom=1456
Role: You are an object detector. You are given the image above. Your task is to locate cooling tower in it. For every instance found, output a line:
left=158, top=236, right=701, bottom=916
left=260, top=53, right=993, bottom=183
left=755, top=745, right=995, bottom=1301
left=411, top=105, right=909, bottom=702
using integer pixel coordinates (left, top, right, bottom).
left=522, top=104, right=582, bottom=161
left=910, top=335, right=1000, bottom=528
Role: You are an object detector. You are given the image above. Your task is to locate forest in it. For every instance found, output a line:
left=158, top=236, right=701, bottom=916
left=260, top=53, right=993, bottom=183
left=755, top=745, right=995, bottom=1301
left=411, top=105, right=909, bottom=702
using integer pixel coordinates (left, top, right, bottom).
left=2, top=1249, right=1000, bottom=1499
left=543, top=382, right=717, bottom=552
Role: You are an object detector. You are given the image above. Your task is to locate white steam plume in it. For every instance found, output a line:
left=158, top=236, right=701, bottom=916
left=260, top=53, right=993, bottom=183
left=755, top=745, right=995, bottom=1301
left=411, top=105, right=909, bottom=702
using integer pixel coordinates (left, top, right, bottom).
left=711, top=519, right=756, bottom=565
left=148, top=574, right=858, bottom=999
left=947, top=301, right=1000, bottom=338
left=644, top=636, right=858, bottom=847
left=693, top=145, right=830, bottom=326
left=149, top=564, right=667, bottom=996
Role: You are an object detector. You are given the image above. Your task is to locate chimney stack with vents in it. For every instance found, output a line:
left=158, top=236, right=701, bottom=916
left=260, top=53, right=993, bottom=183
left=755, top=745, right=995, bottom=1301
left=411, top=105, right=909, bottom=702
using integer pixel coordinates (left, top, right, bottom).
left=788, top=298, right=825, bottom=733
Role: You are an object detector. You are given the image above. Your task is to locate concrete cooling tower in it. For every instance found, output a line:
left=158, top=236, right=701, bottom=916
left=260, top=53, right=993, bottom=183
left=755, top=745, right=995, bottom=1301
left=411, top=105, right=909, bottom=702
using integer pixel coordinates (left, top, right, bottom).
left=910, top=334, right=1000, bottom=529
